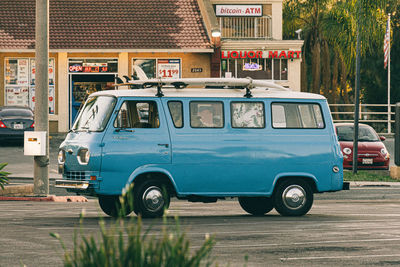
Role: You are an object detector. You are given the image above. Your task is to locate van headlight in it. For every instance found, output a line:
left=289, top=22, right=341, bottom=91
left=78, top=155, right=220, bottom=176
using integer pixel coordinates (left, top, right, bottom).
left=343, top=147, right=352, bottom=155
left=58, top=149, right=65, bottom=164
left=77, top=148, right=90, bottom=165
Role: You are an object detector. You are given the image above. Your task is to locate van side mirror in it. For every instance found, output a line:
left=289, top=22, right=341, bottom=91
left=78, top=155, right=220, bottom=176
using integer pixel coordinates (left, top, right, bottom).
left=380, top=136, right=386, bottom=141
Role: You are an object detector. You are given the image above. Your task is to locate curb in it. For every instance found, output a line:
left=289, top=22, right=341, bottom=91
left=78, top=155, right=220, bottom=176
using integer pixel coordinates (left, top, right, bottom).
left=0, top=195, right=88, bottom=202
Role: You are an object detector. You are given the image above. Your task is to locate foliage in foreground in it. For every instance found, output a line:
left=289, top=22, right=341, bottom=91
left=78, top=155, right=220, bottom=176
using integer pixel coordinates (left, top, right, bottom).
left=0, top=163, right=10, bottom=189
left=344, top=170, right=398, bottom=182
left=51, top=214, right=215, bottom=267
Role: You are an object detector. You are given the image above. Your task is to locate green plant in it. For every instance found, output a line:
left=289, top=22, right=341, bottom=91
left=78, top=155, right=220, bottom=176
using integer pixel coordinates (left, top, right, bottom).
left=0, top=163, right=10, bottom=189
left=51, top=213, right=216, bottom=267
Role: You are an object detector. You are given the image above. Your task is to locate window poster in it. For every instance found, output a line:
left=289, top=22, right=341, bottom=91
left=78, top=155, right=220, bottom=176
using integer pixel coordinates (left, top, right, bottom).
left=157, top=59, right=181, bottom=79
left=4, top=58, right=55, bottom=113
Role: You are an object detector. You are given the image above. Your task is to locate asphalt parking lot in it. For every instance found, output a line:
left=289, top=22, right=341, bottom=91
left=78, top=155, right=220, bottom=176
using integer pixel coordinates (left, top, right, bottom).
left=2, top=187, right=400, bottom=267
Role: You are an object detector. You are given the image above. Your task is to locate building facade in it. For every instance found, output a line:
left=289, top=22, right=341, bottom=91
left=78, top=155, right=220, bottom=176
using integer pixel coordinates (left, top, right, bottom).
left=0, top=0, right=302, bottom=133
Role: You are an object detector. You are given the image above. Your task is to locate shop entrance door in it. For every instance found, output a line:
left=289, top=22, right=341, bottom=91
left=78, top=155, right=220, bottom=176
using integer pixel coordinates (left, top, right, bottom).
left=69, top=74, right=116, bottom=127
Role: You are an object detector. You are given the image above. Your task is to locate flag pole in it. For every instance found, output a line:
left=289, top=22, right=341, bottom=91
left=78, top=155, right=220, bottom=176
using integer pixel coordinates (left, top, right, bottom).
left=388, top=13, right=391, bottom=134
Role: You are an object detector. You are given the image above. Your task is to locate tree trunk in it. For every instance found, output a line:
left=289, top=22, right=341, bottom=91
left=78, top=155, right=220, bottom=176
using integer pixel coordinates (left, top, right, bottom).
left=311, top=40, right=321, bottom=94
left=301, top=46, right=308, bottom=92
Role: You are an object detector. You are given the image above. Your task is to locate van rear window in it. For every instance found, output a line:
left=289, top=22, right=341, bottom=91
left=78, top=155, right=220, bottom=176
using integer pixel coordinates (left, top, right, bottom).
left=271, top=103, right=324, bottom=129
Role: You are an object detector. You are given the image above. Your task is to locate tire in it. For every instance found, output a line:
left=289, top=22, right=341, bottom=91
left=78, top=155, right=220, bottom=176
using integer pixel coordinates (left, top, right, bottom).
left=133, top=179, right=170, bottom=218
left=98, top=195, right=132, bottom=217
left=273, top=179, right=313, bottom=216
left=238, top=197, right=274, bottom=216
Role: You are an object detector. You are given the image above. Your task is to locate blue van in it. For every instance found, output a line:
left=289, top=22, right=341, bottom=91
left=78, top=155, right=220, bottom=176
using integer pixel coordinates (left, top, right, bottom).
left=56, top=78, right=347, bottom=218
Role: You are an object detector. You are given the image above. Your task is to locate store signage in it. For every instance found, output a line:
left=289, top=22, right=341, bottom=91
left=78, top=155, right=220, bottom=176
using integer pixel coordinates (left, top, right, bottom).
left=221, top=50, right=302, bottom=59
left=69, top=63, right=109, bottom=73
left=243, top=63, right=262, bottom=71
left=191, top=68, right=203, bottom=73
left=158, top=59, right=180, bottom=78
left=216, top=5, right=262, bottom=17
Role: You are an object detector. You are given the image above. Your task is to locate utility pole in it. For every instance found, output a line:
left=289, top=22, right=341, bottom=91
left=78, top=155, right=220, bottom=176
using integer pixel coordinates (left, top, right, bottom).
left=352, top=0, right=361, bottom=174
left=34, top=0, right=49, bottom=196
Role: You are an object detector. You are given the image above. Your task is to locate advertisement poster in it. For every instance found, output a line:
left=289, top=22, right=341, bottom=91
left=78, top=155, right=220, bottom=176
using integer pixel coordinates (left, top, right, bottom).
left=5, top=86, right=29, bottom=106
left=157, top=59, right=180, bottom=79
left=17, top=59, right=29, bottom=86
left=29, top=86, right=55, bottom=114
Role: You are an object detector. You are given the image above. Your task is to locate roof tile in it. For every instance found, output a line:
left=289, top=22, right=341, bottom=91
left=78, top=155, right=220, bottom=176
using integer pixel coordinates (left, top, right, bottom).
left=0, top=0, right=211, bottom=50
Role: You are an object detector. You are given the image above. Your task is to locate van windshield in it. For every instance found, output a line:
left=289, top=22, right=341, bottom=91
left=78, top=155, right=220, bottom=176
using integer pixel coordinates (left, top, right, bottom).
left=72, top=96, right=116, bottom=132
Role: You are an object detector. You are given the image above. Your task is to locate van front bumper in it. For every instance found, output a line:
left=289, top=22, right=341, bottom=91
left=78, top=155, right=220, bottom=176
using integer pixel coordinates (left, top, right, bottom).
left=55, top=180, right=89, bottom=189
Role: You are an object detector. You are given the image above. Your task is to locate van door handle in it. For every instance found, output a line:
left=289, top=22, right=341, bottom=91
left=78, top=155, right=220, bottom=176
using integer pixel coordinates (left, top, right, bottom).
left=158, top=143, right=169, bottom=148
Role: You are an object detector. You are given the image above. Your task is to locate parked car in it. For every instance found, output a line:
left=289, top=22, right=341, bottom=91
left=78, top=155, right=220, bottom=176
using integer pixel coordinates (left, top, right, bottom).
left=0, top=106, right=34, bottom=140
left=335, top=123, right=389, bottom=170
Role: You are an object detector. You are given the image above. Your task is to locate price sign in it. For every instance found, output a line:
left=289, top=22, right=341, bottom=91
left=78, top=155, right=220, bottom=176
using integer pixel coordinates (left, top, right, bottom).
left=158, top=59, right=180, bottom=79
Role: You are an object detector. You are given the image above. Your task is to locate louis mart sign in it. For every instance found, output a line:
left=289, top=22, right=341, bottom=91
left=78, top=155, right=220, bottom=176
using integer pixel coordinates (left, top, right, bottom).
left=221, top=50, right=302, bottom=59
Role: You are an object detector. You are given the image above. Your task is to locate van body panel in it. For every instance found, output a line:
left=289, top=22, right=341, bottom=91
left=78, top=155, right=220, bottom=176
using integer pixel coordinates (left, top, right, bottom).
left=98, top=98, right=172, bottom=195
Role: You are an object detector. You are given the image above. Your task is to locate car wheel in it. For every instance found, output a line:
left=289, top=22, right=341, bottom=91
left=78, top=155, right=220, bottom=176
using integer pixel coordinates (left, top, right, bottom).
left=273, top=179, right=313, bottom=216
left=133, top=179, right=170, bottom=218
left=238, top=197, right=274, bottom=216
left=98, top=195, right=132, bottom=217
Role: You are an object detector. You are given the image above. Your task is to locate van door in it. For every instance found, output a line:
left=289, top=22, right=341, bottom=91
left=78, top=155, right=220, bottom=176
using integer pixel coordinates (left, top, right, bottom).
left=99, top=99, right=171, bottom=194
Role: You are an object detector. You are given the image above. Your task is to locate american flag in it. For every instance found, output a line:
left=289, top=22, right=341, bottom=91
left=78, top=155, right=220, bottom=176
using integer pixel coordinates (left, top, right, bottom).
left=384, top=15, right=391, bottom=69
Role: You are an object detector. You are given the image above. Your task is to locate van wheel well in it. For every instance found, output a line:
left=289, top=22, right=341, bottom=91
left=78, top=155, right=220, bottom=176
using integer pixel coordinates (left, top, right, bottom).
left=132, top=172, right=176, bottom=197
left=274, top=176, right=317, bottom=193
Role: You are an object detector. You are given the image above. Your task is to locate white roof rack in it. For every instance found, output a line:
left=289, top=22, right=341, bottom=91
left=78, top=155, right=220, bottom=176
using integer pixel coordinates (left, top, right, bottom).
left=114, top=77, right=290, bottom=98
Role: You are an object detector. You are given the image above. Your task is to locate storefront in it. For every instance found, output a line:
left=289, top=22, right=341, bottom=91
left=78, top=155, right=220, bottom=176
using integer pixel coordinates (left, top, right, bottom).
left=68, top=58, right=118, bottom=124
left=220, top=49, right=302, bottom=85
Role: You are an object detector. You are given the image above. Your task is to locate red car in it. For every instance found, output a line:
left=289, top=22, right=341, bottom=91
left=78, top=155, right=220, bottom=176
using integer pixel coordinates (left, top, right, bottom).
left=335, top=123, right=390, bottom=170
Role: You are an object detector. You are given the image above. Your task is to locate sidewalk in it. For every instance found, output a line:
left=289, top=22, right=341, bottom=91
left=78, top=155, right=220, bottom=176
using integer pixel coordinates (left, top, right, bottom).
left=0, top=133, right=66, bottom=179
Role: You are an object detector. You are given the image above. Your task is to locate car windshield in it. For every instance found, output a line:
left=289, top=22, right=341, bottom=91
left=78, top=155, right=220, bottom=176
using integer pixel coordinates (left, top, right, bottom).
left=72, top=96, right=116, bottom=132
left=0, top=109, right=33, bottom=117
left=336, top=125, right=380, bottom=142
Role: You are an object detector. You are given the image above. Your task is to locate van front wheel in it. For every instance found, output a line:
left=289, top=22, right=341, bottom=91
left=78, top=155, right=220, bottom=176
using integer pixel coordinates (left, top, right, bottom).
left=133, top=180, right=170, bottom=218
left=238, top=197, right=274, bottom=216
left=273, top=179, right=313, bottom=216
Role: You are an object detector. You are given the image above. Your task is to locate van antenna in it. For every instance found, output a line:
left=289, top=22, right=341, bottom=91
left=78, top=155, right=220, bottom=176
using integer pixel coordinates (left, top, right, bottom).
left=244, top=77, right=253, bottom=98
left=156, top=78, right=164, bottom=97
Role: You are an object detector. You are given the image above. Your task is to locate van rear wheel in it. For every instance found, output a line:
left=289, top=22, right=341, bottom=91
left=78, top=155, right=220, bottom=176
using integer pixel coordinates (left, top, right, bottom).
left=273, top=179, right=313, bottom=216
left=238, top=197, right=274, bottom=216
left=133, top=179, right=170, bottom=218
left=98, top=195, right=132, bottom=217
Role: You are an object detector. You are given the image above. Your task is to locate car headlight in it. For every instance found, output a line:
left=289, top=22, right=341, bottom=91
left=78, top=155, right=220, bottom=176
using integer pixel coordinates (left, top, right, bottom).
left=77, top=148, right=90, bottom=165
left=58, top=150, right=65, bottom=164
left=381, top=148, right=388, bottom=155
left=343, top=147, right=352, bottom=155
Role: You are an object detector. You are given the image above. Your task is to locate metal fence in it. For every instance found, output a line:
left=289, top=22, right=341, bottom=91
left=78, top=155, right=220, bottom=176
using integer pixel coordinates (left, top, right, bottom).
left=329, top=103, right=393, bottom=135
left=219, top=16, right=272, bottom=39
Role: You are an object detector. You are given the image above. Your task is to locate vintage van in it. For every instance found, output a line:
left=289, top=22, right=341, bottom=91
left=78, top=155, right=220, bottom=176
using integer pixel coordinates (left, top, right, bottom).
left=56, top=78, right=347, bottom=218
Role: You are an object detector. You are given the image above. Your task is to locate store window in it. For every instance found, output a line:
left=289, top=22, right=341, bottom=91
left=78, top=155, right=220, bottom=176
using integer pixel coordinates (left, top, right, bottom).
left=132, top=59, right=181, bottom=79
left=5, top=58, right=55, bottom=114
left=222, top=58, right=286, bottom=80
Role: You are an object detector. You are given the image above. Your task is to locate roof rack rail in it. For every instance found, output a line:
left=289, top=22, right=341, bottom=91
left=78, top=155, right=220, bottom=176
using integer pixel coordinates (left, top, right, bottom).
left=113, top=77, right=289, bottom=97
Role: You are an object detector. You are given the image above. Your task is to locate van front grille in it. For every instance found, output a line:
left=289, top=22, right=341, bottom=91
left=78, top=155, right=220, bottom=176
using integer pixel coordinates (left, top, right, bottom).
left=65, top=171, right=88, bottom=181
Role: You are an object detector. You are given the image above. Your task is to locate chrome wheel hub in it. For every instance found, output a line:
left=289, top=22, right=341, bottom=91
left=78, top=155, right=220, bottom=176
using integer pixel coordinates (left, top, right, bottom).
left=282, top=185, right=306, bottom=210
left=143, top=186, right=164, bottom=212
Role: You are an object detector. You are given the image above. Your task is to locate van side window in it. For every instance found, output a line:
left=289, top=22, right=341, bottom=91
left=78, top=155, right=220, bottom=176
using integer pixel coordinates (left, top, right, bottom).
left=190, top=102, right=224, bottom=128
left=231, top=102, right=265, bottom=128
left=114, top=101, right=159, bottom=128
left=168, top=101, right=183, bottom=128
left=272, top=103, right=324, bottom=129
